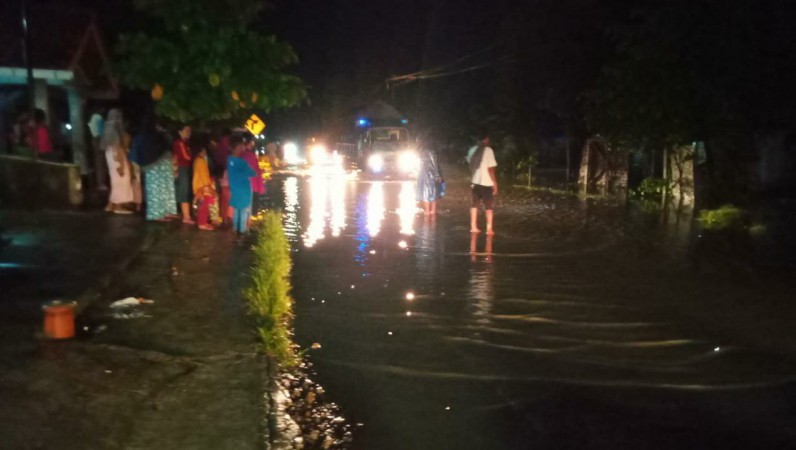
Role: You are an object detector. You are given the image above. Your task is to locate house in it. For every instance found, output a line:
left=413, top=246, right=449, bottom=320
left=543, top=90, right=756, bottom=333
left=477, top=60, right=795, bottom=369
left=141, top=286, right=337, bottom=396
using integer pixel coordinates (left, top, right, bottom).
left=0, top=5, right=118, bottom=175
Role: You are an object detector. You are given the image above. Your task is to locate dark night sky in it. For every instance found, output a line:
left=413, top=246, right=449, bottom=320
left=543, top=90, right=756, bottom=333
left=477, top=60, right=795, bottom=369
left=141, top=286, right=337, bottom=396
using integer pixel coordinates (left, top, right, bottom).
left=8, top=0, right=796, bottom=145
left=9, top=0, right=518, bottom=134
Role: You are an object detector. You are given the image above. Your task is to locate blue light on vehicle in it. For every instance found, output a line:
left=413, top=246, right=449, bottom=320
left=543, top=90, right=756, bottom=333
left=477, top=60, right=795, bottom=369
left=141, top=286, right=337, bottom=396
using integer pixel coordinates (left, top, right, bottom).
left=401, top=119, right=408, bottom=124
left=357, top=118, right=371, bottom=127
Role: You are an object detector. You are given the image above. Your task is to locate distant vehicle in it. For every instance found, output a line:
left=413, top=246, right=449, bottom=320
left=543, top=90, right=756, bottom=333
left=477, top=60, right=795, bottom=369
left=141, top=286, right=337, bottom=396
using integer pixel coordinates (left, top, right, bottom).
left=334, top=102, right=420, bottom=179
left=306, top=138, right=347, bottom=176
left=358, top=125, right=419, bottom=178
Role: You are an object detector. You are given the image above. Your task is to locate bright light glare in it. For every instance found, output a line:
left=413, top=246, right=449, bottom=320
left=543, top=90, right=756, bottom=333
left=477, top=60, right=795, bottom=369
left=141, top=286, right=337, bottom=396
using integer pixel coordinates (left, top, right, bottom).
left=398, top=151, right=419, bottom=173
left=330, top=175, right=346, bottom=236
left=398, top=181, right=416, bottom=235
left=304, top=177, right=329, bottom=247
left=310, top=144, right=328, bottom=164
left=368, top=154, right=384, bottom=172
left=283, top=142, right=300, bottom=164
left=65, top=123, right=73, bottom=130
left=332, top=151, right=343, bottom=167
left=367, top=182, right=385, bottom=237
left=283, top=176, right=299, bottom=242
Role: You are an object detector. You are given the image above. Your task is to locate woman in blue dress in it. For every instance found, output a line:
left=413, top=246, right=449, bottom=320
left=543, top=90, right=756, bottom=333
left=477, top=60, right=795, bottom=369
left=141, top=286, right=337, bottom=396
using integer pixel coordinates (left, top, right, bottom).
left=416, top=145, right=444, bottom=215
left=227, top=136, right=257, bottom=239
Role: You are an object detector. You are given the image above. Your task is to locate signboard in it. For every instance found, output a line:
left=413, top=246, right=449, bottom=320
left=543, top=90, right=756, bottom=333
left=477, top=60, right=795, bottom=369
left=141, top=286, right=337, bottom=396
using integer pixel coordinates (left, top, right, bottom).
left=244, top=114, right=266, bottom=136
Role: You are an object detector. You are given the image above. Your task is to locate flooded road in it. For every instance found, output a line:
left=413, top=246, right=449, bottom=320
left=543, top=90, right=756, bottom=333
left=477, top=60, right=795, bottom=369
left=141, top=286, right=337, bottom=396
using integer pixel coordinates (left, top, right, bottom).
left=265, top=175, right=796, bottom=449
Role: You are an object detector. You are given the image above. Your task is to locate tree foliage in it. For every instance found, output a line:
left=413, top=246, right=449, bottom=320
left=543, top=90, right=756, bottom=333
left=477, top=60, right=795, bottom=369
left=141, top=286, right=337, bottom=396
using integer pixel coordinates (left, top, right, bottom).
left=114, top=0, right=307, bottom=122
left=584, top=0, right=796, bottom=153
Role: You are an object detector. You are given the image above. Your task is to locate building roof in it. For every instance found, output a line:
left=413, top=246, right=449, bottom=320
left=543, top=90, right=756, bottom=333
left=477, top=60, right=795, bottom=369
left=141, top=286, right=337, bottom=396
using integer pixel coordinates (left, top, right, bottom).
left=0, top=5, right=117, bottom=98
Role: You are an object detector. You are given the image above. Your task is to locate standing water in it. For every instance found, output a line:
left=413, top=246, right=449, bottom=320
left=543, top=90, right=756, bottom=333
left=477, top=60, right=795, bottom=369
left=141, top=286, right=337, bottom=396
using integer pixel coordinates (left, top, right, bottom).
left=264, top=175, right=796, bottom=450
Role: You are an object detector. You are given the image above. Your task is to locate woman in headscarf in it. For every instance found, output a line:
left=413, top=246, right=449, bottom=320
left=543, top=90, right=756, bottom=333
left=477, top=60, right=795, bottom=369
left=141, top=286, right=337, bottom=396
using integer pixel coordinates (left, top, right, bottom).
left=192, top=144, right=216, bottom=231
left=129, top=115, right=177, bottom=221
left=101, top=108, right=134, bottom=214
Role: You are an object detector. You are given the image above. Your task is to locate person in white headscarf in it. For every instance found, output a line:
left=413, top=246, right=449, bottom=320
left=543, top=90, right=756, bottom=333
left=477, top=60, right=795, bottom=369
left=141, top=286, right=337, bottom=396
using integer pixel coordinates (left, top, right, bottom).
left=102, top=108, right=134, bottom=213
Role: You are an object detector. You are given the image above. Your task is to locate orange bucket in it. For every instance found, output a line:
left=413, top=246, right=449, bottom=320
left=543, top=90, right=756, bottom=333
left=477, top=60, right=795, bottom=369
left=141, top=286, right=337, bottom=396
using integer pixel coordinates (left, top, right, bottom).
left=42, top=301, right=76, bottom=339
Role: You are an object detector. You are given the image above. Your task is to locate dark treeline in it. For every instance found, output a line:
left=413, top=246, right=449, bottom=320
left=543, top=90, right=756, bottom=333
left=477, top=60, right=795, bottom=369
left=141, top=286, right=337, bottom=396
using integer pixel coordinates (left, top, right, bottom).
left=265, top=0, right=796, bottom=201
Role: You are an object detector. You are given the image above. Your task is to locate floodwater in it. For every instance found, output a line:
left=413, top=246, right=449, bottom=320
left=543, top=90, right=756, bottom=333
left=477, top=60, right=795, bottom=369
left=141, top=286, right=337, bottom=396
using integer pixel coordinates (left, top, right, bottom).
left=264, top=175, right=796, bottom=450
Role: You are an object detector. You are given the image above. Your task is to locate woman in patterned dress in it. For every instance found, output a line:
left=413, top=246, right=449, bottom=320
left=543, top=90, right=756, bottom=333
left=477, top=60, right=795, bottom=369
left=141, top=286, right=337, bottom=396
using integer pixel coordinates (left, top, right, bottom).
left=130, top=116, right=177, bottom=221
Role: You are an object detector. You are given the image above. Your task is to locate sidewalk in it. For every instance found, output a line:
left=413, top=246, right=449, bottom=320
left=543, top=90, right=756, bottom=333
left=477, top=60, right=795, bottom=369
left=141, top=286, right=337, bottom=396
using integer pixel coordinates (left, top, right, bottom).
left=0, top=210, right=270, bottom=449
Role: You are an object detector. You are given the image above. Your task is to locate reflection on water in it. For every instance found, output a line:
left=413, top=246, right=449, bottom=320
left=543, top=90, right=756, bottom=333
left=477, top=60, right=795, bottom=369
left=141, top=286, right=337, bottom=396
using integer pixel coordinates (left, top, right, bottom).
left=398, top=181, right=416, bottom=236
left=293, top=177, right=419, bottom=248
left=303, top=176, right=349, bottom=247
left=331, top=177, right=347, bottom=238
left=468, top=233, right=495, bottom=326
left=282, top=177, right=300, bottom=242
left=414, top=218, right=444, bottom=287
left=366, top=182, right=385, bottom=238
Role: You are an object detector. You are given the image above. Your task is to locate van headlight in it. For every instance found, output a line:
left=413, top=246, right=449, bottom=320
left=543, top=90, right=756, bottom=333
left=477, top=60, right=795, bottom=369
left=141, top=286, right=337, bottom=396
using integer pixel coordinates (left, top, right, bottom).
left=368, top=154, right=384, bottom=172
left=398, top=151, right=419, bottom=173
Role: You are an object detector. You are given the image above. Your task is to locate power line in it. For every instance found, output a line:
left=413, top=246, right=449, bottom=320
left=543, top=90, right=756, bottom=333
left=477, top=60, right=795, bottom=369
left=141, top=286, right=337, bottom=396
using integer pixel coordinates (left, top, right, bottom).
left=386, top=54, right=515, bottom=88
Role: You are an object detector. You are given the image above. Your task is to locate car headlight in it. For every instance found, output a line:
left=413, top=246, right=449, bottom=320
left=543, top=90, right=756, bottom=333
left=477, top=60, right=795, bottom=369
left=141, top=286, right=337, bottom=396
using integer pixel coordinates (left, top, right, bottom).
left=398, top=151, right=419, bottom=173
left=310, top=144, right=328, bottom=164
left=368, top=154, right=384, bottom=172
left=283, top=142, right=299, bottom=163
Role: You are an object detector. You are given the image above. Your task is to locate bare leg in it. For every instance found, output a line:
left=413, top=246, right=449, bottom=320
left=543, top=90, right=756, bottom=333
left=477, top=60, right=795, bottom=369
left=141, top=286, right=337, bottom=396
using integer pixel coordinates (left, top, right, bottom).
left=430, top=201, right=437, bottom=215
left=181, top=202, right=193, bottom=223
left=485, top=209, right=495, bottom=235
left=422, top=201, right=430, bottom=215
left=470, top=207, right=480, bottom=233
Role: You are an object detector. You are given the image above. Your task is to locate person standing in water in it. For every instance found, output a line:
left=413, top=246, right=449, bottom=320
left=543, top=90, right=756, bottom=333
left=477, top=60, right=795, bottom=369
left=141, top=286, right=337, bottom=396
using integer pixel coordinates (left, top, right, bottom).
left=466, top=132, right=498, bottom=235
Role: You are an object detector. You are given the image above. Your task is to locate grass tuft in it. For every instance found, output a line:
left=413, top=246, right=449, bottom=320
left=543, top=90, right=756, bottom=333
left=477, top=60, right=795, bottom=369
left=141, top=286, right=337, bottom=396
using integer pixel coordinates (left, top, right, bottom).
left=698, top=204, right=744, bottom=230
left=245, top=210, right=298, bottom=366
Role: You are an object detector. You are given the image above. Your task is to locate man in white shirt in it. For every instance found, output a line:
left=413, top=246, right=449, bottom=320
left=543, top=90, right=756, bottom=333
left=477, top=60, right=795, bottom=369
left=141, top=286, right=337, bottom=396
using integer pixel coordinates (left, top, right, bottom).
left=466, top=133, right=498, bottom=234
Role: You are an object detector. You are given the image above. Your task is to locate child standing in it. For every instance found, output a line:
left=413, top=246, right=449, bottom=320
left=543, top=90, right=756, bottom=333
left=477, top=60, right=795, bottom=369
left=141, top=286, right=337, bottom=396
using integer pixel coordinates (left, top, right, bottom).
left=227, top=136, right=256, bottom=238
left=193, top=147, right=216, bottom=231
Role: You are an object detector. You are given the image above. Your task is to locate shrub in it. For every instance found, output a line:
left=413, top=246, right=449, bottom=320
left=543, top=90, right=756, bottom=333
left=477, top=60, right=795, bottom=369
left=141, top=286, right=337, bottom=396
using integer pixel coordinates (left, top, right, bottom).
left=698, top=204, right=744, bottom=230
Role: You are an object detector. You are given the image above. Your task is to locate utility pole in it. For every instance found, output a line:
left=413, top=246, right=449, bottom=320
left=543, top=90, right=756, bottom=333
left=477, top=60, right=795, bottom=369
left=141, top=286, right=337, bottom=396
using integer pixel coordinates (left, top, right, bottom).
left=20, top=0, right=37, bottom=159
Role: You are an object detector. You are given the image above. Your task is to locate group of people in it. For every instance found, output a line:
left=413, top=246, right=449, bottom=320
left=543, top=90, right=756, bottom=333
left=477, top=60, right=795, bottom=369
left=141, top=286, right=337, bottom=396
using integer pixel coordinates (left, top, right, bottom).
left=98, top=108, right=266, bottom=238
left=415, top=132, right=498, bottom=235
left=97, top=108, right=498, bottom=237
left=6, top=108, right=55, bottom=159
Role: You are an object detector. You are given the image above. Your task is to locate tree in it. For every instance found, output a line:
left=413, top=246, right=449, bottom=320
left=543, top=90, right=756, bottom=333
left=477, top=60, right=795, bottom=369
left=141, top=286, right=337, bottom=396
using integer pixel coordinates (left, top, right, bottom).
left=114, top=0, right=307, bottom=122
left=584, top=3, right=796, bottom=153
left=582, top=0, right=796, bottom=200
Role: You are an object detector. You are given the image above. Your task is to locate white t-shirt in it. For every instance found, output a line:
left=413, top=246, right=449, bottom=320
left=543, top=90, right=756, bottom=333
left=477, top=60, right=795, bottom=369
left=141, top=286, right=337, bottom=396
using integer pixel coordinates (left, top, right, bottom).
left=467, top=146, right=497, bottom=186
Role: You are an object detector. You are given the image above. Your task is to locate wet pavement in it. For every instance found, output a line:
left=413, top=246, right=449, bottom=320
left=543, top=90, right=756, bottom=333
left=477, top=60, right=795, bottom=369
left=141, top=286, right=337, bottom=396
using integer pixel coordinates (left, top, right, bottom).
left=0, top=210, right=151, bottom=353
left=265, top=173, right=796, bottom=450
left=0, top=212, right=269, bottom=449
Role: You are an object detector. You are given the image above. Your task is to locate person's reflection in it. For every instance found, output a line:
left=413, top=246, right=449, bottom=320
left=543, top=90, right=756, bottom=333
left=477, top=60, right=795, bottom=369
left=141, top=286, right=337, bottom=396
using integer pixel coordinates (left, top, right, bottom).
left=414, top=214, right=439, bottom=287
left=469, top=233, right=494, bottom=262
left=468, top=233, right=495, bottom=326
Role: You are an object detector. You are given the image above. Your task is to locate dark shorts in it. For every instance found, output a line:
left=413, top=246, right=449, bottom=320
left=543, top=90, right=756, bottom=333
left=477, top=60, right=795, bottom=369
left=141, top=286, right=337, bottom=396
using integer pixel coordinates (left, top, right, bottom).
left=471, top=184, right=494, bottom=210
left=175, top=166, right=191, bottom=203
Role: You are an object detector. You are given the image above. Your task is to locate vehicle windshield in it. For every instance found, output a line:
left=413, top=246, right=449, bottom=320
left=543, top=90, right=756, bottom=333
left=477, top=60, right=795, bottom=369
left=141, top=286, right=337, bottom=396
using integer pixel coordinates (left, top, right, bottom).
left=371, top=128, right=409, bottom=142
